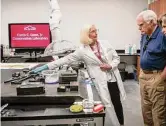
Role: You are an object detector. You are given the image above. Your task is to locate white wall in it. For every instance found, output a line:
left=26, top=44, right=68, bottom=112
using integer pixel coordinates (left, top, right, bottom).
left=1, top=0, right=147, bottom=49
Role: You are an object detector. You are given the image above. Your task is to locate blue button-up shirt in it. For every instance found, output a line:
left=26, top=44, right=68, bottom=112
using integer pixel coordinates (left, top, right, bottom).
left=140, top=26, right=166, bottom=70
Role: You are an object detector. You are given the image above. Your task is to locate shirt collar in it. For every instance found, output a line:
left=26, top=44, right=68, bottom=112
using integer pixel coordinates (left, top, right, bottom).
left=149, top=25, right=161, bottom=39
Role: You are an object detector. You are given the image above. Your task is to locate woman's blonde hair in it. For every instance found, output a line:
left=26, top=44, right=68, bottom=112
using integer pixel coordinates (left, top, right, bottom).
left=158, top=14, right=166, bottom=27
left=162, top=14, right=166, bottom=25
left=80, top=24, right=94, bottom=45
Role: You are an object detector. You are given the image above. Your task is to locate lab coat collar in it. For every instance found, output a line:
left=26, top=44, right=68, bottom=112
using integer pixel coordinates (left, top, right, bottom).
left=83, top=44, right=103, bottom=64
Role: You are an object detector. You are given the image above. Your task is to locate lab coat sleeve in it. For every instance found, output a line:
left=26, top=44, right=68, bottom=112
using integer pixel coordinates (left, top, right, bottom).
left=107, top=48, right=120, bottom=70
left=47, top=49, right=82, bottom=70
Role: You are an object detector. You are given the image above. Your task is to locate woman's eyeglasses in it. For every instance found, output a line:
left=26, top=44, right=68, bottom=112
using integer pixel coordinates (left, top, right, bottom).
left=89, top=29, right=99, bottom=34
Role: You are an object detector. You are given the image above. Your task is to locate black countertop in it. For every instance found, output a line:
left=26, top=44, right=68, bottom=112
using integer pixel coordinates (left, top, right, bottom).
left=118, top=53, right=140, bottom=56
left=2, top=104, right=105, bottom=121
left=1, top=69, right=88, bottom=105
left=1, top=68, right=104, bottom=121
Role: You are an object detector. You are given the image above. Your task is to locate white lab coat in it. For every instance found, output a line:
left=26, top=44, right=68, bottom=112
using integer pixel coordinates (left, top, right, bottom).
left=47, top=40, right=126, bottom=126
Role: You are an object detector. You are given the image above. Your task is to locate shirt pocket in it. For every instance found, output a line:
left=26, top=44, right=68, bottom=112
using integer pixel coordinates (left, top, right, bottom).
left=147, top=40, right=163, bottom=54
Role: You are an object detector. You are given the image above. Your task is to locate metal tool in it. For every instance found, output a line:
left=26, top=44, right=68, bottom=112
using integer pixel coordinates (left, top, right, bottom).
left=4, top=77, right=22, bottom=83
left=4, top=73, right=38, bottom=84
left=1, top=104, right=8, bottom=112
left=11, top=74, right=38, bottom=84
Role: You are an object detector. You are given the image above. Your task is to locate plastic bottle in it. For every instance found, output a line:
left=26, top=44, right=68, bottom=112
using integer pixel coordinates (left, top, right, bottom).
left=125, top=45, right=129, bottom=54
left=2, top=45, right=6, bottom=56
left=3, top=45, right=8, bottom=56
left=131, top=44, right=137, bottom=54
left=129, top=44, right=132, bottom=54
left=10, top=48, right=15, bottom=56
left=6, top=45, right=10, bottom=56
left=131, top=45, right=134, bottom=54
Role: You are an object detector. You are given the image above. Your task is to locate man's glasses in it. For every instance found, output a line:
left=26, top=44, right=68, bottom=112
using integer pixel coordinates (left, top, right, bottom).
left=138, top=22, right=146, bottom=29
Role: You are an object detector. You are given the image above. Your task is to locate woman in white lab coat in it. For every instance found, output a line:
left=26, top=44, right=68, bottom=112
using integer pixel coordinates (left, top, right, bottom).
left=32, top=24, right=126, bottom=126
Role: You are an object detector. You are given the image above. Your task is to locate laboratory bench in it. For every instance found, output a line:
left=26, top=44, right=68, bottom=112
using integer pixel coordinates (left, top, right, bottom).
left=1, top=66, right=105, bottom=126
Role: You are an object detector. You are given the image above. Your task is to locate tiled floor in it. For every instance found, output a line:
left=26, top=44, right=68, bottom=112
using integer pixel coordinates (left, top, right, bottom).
left=122, top=80, right=143, bottom=126
left=104, top=80, right=143, bottom=126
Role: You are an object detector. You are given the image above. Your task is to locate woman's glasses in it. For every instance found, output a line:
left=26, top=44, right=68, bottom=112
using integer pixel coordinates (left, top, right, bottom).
left=89, top=29, right=99, bottom=34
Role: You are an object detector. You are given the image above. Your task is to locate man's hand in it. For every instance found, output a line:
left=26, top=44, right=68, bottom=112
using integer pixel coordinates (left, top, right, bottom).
left=100, top=64, right=112, bottom=71
left=161, top=66, right=166, bottom=80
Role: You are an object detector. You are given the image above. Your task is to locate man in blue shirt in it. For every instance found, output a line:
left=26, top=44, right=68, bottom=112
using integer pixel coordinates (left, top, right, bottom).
left=136, top=10, right=166, bottom=126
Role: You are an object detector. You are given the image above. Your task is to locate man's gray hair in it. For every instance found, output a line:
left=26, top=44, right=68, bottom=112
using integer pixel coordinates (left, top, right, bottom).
left=136, top=10, right=157, bottom=24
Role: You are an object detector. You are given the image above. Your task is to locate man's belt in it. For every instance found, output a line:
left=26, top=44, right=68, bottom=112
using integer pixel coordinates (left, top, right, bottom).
left=142, top=70, right=163, bottom=74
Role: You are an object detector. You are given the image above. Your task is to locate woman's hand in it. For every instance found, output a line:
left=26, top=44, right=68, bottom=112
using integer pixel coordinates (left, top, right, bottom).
left=99, top=63, right=112, bottom=71
left=30, top=64, right=49, bottom=74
